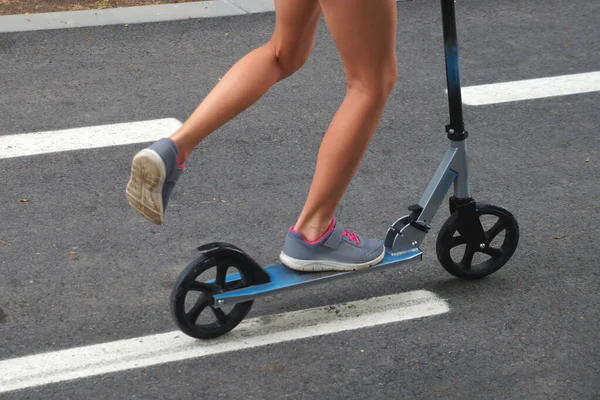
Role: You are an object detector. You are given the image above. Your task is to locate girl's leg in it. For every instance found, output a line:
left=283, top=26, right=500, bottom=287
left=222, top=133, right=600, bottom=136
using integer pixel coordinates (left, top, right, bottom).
left=170, top=0, right=322, bottom=165
left=127, top=0, right=321, bottom=224
left=293, top=0, right=398, bottom=241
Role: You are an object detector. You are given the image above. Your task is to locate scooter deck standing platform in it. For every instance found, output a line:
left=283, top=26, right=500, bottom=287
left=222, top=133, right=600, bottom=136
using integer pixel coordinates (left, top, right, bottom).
left=213, top=248, right=423, bottom=307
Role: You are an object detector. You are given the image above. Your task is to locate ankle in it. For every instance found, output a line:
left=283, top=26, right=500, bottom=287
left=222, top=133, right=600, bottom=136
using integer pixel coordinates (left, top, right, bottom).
left=169, top=132, right=193, bottom=166
left=177, top=152, right=189, bottom=168
left=170, top=141, right=189, bottom=167
left=293, top=217, right=335, bottom=242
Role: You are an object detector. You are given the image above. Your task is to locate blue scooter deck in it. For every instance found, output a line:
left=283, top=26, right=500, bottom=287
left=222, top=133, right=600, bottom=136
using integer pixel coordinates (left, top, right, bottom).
left=213, top=248, right=422, bottom=306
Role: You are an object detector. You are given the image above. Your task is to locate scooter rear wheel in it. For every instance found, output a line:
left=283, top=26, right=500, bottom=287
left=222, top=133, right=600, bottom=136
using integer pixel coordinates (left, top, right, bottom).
left=170, top=255, right=254, bottom=339
left=436, top=203, right=519, bottom=279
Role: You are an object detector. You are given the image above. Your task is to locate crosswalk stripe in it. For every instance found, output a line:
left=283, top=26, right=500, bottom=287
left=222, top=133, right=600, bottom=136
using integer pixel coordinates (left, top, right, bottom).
left=0, top=290, right=449, bottom=394
left=462, top=71, right=600, bottom=105
left=0, top=118, right=181, bottom=159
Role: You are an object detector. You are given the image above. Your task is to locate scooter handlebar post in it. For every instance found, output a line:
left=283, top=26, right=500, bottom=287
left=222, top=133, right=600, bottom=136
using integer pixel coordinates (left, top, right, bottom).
left=441, top=0, right=467, bottom=140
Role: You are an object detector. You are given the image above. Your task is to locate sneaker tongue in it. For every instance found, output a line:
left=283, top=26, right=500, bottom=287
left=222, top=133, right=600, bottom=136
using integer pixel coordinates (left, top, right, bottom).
left=323, top=221, right=346, bottom=248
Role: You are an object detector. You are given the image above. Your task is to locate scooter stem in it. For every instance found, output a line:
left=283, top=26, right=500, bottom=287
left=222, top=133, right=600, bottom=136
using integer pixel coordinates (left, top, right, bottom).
left=441, top=0, right=467, bottom=141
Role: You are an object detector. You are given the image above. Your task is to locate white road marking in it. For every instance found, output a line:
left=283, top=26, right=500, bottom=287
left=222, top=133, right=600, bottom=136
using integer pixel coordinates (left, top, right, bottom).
left=1, top=71, right=597, bottom=160
left=462, top=71, right=600, bottom=105
left=0, top=290, right=448, bottom=394
left=0, top=118, right=182, bottom=159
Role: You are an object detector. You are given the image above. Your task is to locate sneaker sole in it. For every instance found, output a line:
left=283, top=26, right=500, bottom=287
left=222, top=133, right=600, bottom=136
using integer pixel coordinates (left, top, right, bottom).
left=125, top=148, right=166, bottom=225
left=279, top=247, right=385, bottom=272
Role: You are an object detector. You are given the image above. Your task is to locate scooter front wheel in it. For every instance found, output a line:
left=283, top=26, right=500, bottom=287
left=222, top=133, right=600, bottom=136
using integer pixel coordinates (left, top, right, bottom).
left=170, top=254, right=254, bottom=339
left=436, top=203, right=519, bottom=279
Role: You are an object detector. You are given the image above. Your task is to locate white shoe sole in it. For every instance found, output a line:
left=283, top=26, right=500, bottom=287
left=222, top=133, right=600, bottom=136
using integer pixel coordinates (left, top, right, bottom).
left=125, top=149, right=166, bottom=225
left=279, top=248, right=385, bottom=272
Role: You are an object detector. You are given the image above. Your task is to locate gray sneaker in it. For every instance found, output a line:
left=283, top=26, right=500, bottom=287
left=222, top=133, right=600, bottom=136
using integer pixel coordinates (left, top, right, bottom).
left=279, top=219, right=385, bottom=272
left=126, top=138, right=183, bottom=225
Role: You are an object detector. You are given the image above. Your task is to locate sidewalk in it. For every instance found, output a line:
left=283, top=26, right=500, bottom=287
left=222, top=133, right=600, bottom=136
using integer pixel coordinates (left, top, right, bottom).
left=0, top=0, right=275, bottom=33
left=0, top=0, right=407, bottom=33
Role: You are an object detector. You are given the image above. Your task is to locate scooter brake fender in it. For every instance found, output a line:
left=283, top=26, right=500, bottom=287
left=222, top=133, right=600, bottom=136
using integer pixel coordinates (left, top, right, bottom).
left=196, top=242, right=271, bottom=284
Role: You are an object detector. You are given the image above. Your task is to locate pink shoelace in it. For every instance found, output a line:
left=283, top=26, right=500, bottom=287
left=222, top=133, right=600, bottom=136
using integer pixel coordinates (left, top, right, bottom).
left=342, top=229, right=360, bottom=245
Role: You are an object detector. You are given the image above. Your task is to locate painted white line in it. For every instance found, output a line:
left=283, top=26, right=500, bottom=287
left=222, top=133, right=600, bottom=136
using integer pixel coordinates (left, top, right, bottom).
left=0, top=119, right=181, bottom=160
left=462, top=71, right=600, bottom=105
left=0, top=290, right=449, bottom=394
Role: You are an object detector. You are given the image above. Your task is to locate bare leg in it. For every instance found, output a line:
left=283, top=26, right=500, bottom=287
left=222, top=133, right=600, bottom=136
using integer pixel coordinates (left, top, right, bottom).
left=170, top=0, right=322, bottom=164
left=293, top=0, right=398, bottom=240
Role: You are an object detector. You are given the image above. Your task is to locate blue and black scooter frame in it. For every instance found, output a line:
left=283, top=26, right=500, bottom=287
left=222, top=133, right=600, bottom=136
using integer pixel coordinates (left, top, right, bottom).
left=170, top=0, right=520, bottom=340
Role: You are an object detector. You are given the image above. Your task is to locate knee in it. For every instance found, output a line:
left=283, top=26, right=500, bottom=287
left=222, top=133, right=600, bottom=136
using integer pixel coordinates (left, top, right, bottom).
left=271, top=40, right=313, bottom=80
left=382, top=61, right=398, bottom=97
left=346, top=58, right=398, bottom=106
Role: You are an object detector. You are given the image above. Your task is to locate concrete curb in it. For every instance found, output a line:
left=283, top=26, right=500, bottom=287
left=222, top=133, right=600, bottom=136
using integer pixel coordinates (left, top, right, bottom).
left=0, top=0, right=276, bottom=33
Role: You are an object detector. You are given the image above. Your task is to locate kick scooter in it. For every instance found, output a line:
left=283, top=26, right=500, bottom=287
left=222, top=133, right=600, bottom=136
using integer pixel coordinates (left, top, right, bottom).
left=170, top=0, right=520, bottom=340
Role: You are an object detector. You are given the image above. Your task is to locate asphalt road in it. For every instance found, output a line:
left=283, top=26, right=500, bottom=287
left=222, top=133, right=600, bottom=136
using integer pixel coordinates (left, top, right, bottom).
left=1, top=0, right=599, bottom=398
